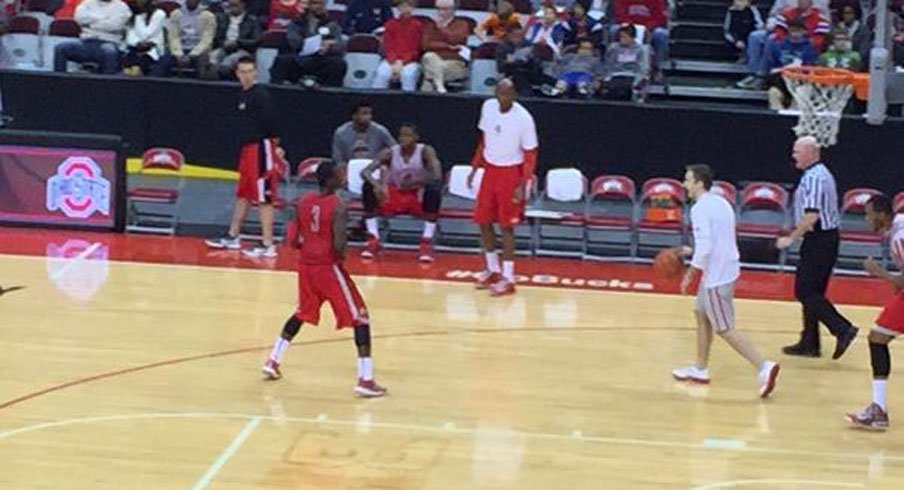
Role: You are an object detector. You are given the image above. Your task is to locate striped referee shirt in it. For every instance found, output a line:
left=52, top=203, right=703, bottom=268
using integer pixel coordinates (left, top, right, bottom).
left=793, top=162, right=840, bottom=231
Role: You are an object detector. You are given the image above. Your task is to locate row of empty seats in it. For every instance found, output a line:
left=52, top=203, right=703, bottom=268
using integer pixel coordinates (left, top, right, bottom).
left=127, top=149, right=904, bottom=272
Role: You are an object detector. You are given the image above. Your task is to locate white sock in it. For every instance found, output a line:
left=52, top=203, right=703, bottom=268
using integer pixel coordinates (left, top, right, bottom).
left=502, top=261, right=515, bottom=282
left=485, top=252, right=500, bottom=273
left=358, top=357, right=374, bottom=381
left=423, top=221, right=436, bottom=239
left=366, top=218, right=379, bottom=238
left=873, top=379, right=888, bottom=410
left=269, top=337, right=290, bottom=363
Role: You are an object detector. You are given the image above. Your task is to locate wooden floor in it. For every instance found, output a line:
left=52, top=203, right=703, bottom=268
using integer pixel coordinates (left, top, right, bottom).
left=1, top=253, right=904, bottom=489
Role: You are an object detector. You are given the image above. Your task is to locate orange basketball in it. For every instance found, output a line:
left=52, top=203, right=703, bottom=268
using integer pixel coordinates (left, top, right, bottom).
left=653, top=249, right=684, bottom=279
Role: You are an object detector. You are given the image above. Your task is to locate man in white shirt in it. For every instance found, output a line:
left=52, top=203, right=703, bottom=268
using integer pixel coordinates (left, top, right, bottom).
left=672, top=164, right=780, bottom=398
left=467, top=79, right=538, bottom=297
left=53, top=0, right=132, bottom=74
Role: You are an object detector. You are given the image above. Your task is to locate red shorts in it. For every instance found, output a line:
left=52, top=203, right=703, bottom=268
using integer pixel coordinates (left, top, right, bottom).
left=876, top=291, right=904, bottom=335
left=474, top=164, right=524, bottom=226
left=378, top=185, right=422, bottom=217
left=237, top=141, right=281, bottom=204
left=296, top=263, right=369, bottom=329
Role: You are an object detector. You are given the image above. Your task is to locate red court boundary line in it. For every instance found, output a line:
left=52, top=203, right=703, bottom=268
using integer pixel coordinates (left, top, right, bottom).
left=0, top=326, right=802, bottom=413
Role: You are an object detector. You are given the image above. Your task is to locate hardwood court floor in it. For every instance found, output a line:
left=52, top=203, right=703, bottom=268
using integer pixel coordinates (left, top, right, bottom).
left=1, top=249, right=903, bottom=489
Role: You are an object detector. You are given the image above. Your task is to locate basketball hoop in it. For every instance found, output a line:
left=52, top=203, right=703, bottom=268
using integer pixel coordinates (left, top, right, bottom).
left=781, top=66, right=856, bottom=147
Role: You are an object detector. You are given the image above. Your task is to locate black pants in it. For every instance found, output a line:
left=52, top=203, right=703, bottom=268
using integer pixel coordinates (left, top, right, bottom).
left=794, top=229, right=854, bottom=349
left=362, top=181, right=442, bottom=217
left=501, top=62, right=552, bottom=96
left=270, top=54, right=348, bottom=87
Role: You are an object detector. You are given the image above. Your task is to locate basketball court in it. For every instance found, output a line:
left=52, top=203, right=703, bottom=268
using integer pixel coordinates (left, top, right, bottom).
left=0, top=228, right=902, bottom=489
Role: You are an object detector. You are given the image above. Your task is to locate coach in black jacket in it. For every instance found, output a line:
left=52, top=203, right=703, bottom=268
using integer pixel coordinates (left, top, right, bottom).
left=207, top=0, right=262, bottom=79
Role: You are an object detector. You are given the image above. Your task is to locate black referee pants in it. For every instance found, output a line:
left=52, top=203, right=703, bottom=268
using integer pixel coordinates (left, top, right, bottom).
left=794, top=230, right=855, bottom=350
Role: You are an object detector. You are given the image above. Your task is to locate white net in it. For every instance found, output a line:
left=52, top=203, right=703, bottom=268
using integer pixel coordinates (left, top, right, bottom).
left=782, top=71, right=854, bottom=147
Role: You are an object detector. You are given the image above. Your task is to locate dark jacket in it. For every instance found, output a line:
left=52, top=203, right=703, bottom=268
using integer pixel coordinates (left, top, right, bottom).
left=213, top=13, right=263, bottom=52
left=287, top=12, right=345, bottom=58
left=342, top=0, right=393, bottom=35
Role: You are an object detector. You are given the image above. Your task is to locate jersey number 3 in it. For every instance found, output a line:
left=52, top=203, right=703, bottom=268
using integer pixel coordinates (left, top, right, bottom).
left=310, top=205, right=321, bottom=232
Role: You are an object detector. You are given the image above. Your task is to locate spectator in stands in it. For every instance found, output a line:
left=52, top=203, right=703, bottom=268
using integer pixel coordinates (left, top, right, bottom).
left=723, top=0, right=764, bottom=64
left=343, top=0, right=393, bottom=35
left=819, top=27, right=861, bottom=70
left=611, top=0, right=669, bottom=76
left=372, top=0, right=424, bottom=92
left=564, top=1, right=603, bottom=48
left=527, top=4, right=566, bottom=56
left=773, top=0, right=830, bottom=50
left=156, top=0, right=216, bottom=77
left=496, top=25, right=547, bottom=95
left=267, top=0, right=305, bottom=30
left=331, top=100, right=397, bottom=166
left=270, top=0, right=347, bottom=87
left=544, top=37, right=601, bottom=97
left=420, top=0, right=470, bottom=93
left=476, top=0, right=521, bottom=41
left=122, top=0, right=166, bottom=76
left=766, top=18, right=818, bottom=109
left=602, top=22, right=647, bottom=101
left=208, top=0, right=262, bottom=79
left=53, top=0, right=131, bottom=74
left=737, top=0, right=829, bottom=89
left=56, top=0, right=86, bottom=19
left=836, top=3, right=868, bottom=54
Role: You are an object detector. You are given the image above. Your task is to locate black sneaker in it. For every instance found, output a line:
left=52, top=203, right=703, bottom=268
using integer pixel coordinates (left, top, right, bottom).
left=832, top=327, right=859, bottom=360
left=782, top=343, right=821, bottom=358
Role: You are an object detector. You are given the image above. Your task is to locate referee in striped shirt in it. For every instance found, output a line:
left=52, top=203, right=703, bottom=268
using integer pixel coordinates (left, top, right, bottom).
left=776, top=136, right=859, bottom=359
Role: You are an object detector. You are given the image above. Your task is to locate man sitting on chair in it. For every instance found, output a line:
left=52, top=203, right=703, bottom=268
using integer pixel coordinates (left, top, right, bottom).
left=360, top=123, right=443, bottom=263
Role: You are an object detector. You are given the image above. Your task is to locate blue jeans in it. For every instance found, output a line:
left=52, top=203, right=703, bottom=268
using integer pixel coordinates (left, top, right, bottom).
left=559, top=71, right=592, bottom=86
left=746, top=29, right=775, bottom=76
left=54, top=39, right=121, bottom=74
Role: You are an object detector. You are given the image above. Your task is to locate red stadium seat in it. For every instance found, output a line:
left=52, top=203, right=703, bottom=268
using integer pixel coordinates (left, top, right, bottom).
left=737, top=181, right=789, bottom=238
left=127, top=148, right=185, bottom=234
left=637, top=177, right=685, bottom=257
left=585, top=175, right=636, bottom=258
left=894, top=191, right=904, bottom=214
left=711, top=180, right=737, bottom=207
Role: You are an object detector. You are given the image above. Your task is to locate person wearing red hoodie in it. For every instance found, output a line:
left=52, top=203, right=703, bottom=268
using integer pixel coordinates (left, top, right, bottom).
left=372, top=0, right=424, bottom=91
left=612, top=0, right=669, bottom=70
left=772, top=0, right=830, bottom=51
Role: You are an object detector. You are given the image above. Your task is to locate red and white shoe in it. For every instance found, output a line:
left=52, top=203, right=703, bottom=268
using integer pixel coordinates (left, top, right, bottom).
left=757, top=361, right=780, bottom=399
left=262, top=359, right=282, bottom=380
left=489, top=277, right=516, bottom=297
left=418, top=238, right=435, bottom=263
left=354, top=378, right=387, bottom=398
left=475, top=270, right=501, bottom=290
left=360, top=235, right=381, bottom=259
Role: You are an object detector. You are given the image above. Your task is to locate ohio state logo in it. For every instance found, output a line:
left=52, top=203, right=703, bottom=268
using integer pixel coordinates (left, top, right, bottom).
left=46, top=157, right=111, bottom=219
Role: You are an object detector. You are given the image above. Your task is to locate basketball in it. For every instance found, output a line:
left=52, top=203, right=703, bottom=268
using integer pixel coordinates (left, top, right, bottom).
left=653, top=249, right=684, bottom=279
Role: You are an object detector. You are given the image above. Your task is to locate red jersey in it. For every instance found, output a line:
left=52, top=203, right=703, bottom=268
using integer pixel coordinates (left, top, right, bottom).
left=294, top=191, right=343, bottom=265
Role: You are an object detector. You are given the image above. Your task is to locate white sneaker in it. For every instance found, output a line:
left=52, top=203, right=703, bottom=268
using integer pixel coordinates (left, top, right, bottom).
left=242, top=243, right=277, bottom=258
left=205, top=235, right=241, bottom=249
left=757, top=361, right=780, bottom=399
left=672, top=365, right=710, bottom=384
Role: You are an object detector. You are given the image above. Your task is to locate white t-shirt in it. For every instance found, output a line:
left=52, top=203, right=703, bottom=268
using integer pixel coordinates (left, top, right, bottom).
left=890, top=214, right=904, bottom=271
left=690, top=191, right=741, bottom=288
left=478, top=99, right=538, bottom=167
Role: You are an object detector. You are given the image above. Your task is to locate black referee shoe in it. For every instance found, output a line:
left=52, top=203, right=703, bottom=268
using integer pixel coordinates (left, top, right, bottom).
left=782, top=343, right=821, bottom=358
left=832, top=327, right=859, bottom=360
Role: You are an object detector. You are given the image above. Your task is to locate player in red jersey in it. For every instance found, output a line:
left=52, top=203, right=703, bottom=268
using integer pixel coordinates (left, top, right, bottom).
left=261, top=160, right=387, bottom=397
left=467, top=79, right=538, bottom=297
left=846, top=194, right=904, bottom=430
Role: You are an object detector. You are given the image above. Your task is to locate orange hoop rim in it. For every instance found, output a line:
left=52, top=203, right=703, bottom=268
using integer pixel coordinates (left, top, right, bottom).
left=780, top=66, right=854, bottom=85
